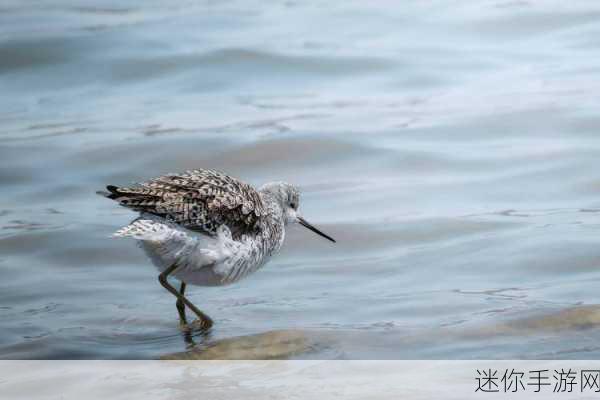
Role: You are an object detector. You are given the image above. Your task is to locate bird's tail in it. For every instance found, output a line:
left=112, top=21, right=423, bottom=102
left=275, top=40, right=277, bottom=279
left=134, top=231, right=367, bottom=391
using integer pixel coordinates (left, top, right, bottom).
left=97, top=185, right=166, bottom=215
left=96, top=190, right=111, bottom=197
left=96, top=185, right=121, bottom=199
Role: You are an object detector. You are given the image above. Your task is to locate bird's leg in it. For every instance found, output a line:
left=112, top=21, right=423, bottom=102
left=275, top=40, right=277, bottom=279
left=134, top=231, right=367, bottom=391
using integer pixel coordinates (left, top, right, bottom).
left=158, top=264, right=213, bottom=330
left=176, top=282, right=187, bottom=326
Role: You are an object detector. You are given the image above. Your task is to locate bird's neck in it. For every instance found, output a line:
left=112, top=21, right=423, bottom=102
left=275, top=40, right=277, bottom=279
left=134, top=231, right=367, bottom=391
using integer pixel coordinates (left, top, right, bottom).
left=257, top=191, right=286, bottom=254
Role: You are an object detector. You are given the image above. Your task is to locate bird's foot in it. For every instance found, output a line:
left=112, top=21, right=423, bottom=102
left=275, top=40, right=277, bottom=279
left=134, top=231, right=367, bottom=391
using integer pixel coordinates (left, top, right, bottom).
left=179, top=317, right=213, bottom=332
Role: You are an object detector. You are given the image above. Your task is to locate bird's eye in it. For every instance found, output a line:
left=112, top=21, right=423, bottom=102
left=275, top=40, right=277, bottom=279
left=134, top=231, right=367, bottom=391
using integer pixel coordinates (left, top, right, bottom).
left=290, top=202, right=296, bottom=209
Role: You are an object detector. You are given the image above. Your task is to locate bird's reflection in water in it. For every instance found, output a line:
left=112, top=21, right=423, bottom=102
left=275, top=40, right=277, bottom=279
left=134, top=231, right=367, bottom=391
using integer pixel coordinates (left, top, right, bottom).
left=163, top=329, right=323, bottom=360
left=178, top=320, right=215, bottom=348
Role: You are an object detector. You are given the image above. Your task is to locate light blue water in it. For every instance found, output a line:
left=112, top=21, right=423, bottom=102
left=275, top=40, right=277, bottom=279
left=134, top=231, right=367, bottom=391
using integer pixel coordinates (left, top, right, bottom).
left=2, top=1, right=600, bottom=359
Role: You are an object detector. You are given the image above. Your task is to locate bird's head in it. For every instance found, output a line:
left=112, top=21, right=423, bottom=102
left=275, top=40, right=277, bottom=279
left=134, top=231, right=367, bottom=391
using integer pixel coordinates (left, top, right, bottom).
left=259, top=181, right=335, bottom=243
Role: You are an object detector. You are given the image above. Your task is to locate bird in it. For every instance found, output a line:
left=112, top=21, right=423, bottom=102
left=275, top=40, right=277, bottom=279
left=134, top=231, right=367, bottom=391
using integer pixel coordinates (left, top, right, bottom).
left=98, top=169, right=335, bottom=330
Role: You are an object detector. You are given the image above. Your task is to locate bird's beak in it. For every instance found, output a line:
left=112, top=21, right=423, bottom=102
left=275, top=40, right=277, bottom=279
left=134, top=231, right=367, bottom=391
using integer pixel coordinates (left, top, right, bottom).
left=297, top=216, right=336, bottom=243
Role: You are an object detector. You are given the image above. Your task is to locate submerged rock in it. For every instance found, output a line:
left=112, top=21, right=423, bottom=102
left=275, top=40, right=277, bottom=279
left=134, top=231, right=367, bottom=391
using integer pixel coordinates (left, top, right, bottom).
left=462, top=304, right=600, bottom=339
left=506, top=305, right=600, bottom=332
left=161, top=329, right=324, bottom=360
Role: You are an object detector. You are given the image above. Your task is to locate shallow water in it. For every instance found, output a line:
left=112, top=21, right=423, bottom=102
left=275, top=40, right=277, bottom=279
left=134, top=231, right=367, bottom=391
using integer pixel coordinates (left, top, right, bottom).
left=2, top=0, right=600, bottom=359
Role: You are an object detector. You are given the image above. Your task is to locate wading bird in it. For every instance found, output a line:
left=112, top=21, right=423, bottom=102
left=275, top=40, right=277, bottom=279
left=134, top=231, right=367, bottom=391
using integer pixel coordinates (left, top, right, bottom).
left=99, top=169, right=335, bottom=330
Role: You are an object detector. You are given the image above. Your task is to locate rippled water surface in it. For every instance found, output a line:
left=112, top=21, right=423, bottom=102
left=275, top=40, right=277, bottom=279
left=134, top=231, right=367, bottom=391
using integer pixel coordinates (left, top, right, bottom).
left=2, top=1, right=600, bottom=359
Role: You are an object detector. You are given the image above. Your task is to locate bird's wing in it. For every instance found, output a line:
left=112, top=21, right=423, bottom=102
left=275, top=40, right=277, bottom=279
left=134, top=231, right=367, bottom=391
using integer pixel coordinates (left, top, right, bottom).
left=103, top=169, right=266, bottom=239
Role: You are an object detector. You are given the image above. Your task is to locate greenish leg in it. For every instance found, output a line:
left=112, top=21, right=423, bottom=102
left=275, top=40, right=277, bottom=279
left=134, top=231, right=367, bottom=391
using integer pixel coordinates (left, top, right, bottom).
left=176, top=282, right=187, bottom=326
left=158, top=264, right=213, bottom=330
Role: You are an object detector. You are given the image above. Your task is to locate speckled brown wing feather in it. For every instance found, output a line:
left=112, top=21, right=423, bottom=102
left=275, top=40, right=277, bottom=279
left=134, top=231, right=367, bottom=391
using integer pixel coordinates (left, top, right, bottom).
left=104, top=169, right=266, bottom=239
